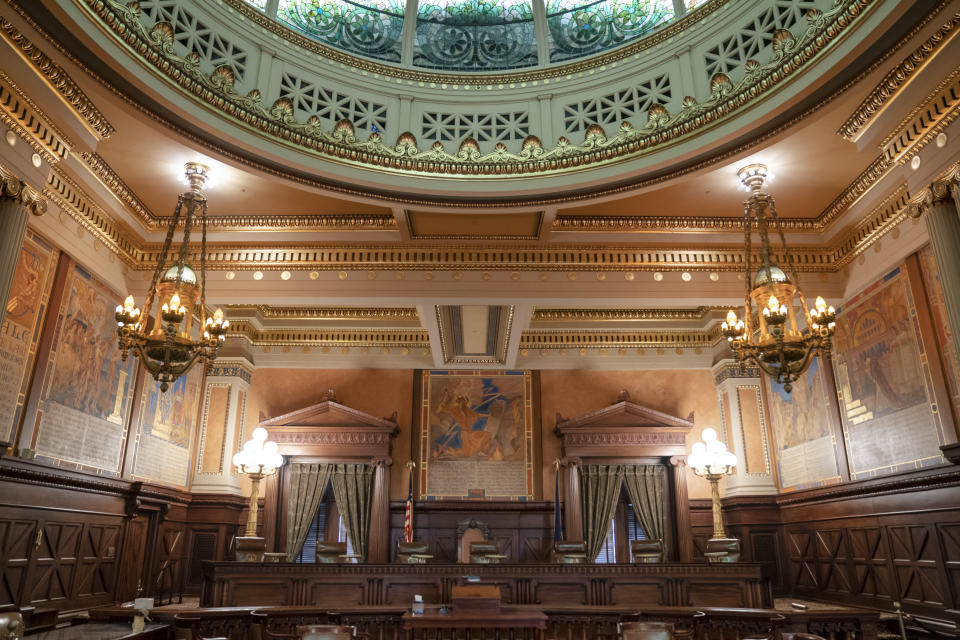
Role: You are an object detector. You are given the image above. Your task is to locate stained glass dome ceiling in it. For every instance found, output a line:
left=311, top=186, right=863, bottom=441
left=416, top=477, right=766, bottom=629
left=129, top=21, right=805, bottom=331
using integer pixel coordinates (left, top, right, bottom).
left=246, top=0, right=709, bottom=72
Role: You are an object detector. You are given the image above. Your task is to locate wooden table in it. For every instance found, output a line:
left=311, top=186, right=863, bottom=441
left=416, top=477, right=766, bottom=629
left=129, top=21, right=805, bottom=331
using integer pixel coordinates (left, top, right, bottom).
left=33, top=622, right=173, bottom=639
left=402, top=606, right=546, bottom=640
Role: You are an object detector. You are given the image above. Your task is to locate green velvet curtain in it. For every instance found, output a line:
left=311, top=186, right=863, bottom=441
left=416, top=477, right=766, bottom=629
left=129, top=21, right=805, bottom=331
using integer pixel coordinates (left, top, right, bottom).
left=285, top=463, right=333, bottom=560
left=579, top=464, right=624, bottom=561
left=622, top=464, right=666, bottom=544
left=330, top=463, right=375, bottom=562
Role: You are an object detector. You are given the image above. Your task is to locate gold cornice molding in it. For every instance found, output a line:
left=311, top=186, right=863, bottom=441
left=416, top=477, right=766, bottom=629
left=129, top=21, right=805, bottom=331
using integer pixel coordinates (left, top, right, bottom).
left=838, top=8, right=960, bottom=142
left=73, top=0, right=876, bottom=178
left=0, top=70, right=72, bottom=164
left=0, top=15, right=114, bottom=140
left=43, top=168, right=141, bottom=263
left=880, top=65, right=960, bottom=165
left=222, top=0, right=728, bottom=86
left=906, top=161, right=960, bottom=216
left=78, top=151, right=398, bottom=231
left=225, top=320, right=430, bottom=348
left=828, top=183, right=911, bottom=269
left=0, top=162, right=47, bottom=215
left=519, top=326, right=724, bottom=351
left=532, top=307, right=726, bottom=322
left=223, top=305, right=419, bottom=321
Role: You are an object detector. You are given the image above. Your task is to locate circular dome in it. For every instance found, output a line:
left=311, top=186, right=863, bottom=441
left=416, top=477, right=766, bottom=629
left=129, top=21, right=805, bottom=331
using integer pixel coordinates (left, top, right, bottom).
left=162, top=264, right=198, bottom=286
left=753, top=265, right=790, bottom=287
left=255, top=0, right=706, bottom=72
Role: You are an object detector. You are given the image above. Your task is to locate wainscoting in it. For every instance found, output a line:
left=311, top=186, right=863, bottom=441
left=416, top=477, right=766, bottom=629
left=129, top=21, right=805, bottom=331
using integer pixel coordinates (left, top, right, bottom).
left=691, top=465, right=960, bottom=623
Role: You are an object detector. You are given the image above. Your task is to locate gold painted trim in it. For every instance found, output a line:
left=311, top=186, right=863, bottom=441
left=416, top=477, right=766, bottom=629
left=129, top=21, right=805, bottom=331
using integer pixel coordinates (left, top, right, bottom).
left=532, top=306, right=726, bottom=322
left=838, top=8, right=960, bottom=141
left=74, top=0, right=876, bottom=177
left=519, top=325, right=723, bottom=349
left=224, top=304, right=419, bottom=321
left=828, top=183, right=911, bottom=269
left=881, top=65, right=960, bottom=165
left=222, top=0, right=728, bottom=85
left=226, top=320, right=430, bottom=347
left=0, top=70, right=72, bottom=164
left=0, top=15, right=114, bottom=140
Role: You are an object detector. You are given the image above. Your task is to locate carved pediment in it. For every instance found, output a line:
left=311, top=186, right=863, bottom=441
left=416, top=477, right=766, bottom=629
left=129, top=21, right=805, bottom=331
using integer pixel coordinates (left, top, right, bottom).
left=260, top=389, right=398, bottom=459
left=555, top=390, right=693, bottom=458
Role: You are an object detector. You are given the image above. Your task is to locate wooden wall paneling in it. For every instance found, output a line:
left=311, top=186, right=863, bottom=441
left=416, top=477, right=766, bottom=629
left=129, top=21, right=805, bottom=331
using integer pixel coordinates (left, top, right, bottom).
left=887, top=521, right=948, bottom=610
left=939, top=522, right=960, bottom=611
left=0, top=516, right=34, bottom=608
left=849, top=525, right=894, bottom=604
left=814, top=528, right=854, bottom=596
left=116, top=514, right=149, bottom=602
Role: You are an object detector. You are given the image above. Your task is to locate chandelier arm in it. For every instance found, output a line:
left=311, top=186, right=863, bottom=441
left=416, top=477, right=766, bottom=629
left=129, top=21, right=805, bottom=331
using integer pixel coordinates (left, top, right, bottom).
left=144, top=194, right=184, bottom=317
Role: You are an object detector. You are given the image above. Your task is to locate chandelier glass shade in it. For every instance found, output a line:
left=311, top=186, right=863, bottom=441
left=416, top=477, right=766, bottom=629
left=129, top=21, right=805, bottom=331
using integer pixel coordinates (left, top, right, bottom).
left=115, top=162, right=229, bottom=392
left=721, top=164, right=837, bottom=393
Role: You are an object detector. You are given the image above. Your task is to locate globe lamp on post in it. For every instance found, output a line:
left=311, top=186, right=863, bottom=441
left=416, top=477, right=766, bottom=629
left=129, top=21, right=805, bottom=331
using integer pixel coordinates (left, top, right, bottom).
left=232, top=427, right=284, bottom=561
left=688, top=428, right=741, bottom=562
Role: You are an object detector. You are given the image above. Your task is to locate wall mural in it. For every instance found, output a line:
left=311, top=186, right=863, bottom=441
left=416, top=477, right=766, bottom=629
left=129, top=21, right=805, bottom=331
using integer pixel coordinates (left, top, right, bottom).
left=132, top=364, right=204, bottom=487
left=918, top=244, right=960, bottom=425
left=33, top=262, right=137, bottom=475
left=0, top=231, right=58, bottom=445
left=832, top=265, right=945, bottom=479
left=418, top=370, right=534, bottom=500
left=764, top=358, right=841, bottom=490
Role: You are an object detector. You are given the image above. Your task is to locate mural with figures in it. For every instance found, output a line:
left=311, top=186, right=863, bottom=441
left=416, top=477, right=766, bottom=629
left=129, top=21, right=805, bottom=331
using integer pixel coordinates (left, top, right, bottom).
left=33, top=263, right=137, bottom=475
left=418, top=370, right=534, bottom=500
left=132, top=364, right=203, bottom=487
left=764, top=358, right=841, bottom=490
left=0, top=232, right=57, bottom=444
left=832, top=265, right=945, bottom=479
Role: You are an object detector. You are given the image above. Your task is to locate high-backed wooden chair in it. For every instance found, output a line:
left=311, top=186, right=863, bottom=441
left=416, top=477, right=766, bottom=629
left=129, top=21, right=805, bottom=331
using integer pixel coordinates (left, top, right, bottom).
left=397, top=539, right=431, bottom=563
left=315, top=541, right=347, bottom=563
left=459, top=526, right=485, bottom=562
left=297, top=624, right=354, bottom=640
left=619, top=621, right=673, bottom=640
left=551, top=540, right=588, bottom=563
left=469, top=540, right=504, bottom=563
left=631, top=539, right=664, bottom=563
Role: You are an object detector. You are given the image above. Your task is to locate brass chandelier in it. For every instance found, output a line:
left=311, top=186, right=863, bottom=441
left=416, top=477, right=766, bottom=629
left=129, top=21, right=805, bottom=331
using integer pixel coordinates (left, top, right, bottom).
left=115, top=162, right=229, bottom=391
left=721, top=164, right=836, bottom=393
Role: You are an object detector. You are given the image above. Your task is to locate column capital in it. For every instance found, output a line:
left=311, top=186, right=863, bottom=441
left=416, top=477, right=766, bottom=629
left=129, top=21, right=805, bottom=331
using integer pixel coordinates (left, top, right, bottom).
left=668, top=455, right=688, bottom=467
left=560, top=456, right=582, bottom=467
left=908, top=161, right=960, bottom=217
left=0, top=164, right=46, bottom=216
left=205, top=359, right=255, bottom=384
left=372, top=456, right=393, bottom=467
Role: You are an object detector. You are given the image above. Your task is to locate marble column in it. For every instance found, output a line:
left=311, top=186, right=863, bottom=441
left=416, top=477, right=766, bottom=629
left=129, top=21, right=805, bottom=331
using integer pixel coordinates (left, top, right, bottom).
left=0, top=166, right=46, bottom=328
left=710, top=360, right=777, bottom=496
left=368, top=457, right=392, bottom=563
left=562, top=457, right=582, bottom=543
left=919, top=173, right=960, bottom=376
left=192, top=359, right=254, bottom=495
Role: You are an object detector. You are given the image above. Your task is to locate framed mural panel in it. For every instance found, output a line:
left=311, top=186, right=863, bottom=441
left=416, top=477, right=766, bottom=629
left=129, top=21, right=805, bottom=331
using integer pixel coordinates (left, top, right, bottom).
left=764, top=358, right=842, bottom=490
left=131, top=363, right=204, bottom=487
left=417, top=370, right=535, bottom=500
left=832, top=264, right=947, bottom=479
left=0, top=230, right=58, bottom=445
left=31, top=261, right=137, bottom=476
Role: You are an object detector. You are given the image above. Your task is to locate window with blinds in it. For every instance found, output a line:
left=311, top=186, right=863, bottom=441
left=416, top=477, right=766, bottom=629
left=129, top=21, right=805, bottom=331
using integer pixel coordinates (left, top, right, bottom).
left=296, top=502, right=330, bottom=563
left=625, top=504, right=648, bottom=542
left=593, top=518, right=617, bottom=563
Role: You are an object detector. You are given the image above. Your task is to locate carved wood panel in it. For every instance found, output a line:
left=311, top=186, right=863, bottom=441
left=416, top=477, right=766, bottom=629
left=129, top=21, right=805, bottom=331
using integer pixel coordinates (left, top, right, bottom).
left=849, top=527, right=893, bottom=601
left=888, top=524, right=946, bottom=608
left=0, top=518, right=34, bottom=608
left=787, top=530, right=818, bottom=590
left=74, top=523, right=119, bottom=599
left=940, top=523, right=960, bottom=609
left=25, top=520, right=81, bottom=607
left=815, top=529, right=852, bottom=594
left=116, top=515, right=149, bottom=602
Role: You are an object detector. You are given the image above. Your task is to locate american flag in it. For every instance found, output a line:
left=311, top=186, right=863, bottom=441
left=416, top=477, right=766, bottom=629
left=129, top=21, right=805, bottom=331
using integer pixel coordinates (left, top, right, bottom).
left=403, top=468, right=414, bottom=543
